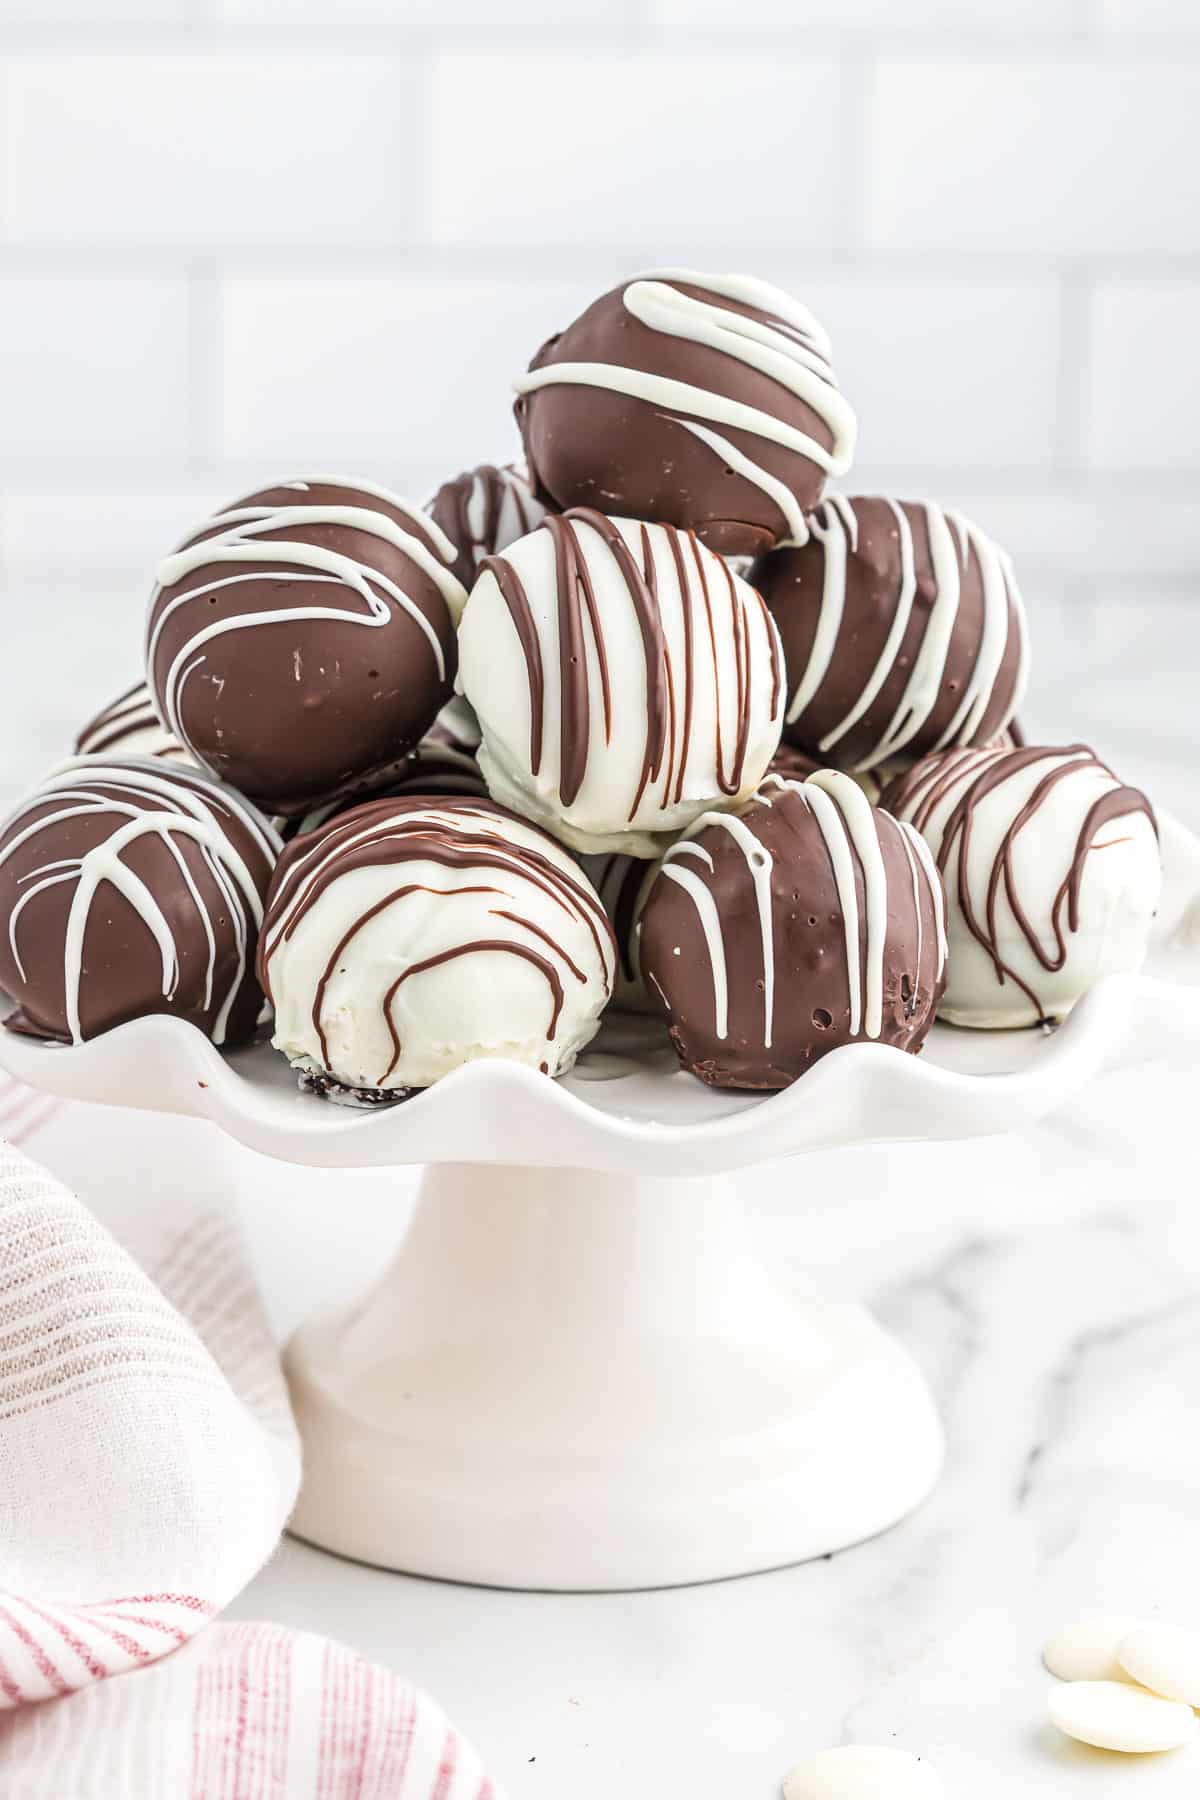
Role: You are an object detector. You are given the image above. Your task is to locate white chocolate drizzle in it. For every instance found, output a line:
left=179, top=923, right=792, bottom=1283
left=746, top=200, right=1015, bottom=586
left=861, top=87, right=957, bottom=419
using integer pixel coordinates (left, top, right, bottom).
left=148, top=482, right=468, bottom=746
left=513, top=271, right=856, bottom=540
left=658, top=840, right=729, bottom=1040
left=703, top=812, right=776, bottom=1050
left=784, top=497, right=1027, bottom=771
left=0, top=757, right=279, bottom=1045
left=760, top=770, right=945, bottom=1043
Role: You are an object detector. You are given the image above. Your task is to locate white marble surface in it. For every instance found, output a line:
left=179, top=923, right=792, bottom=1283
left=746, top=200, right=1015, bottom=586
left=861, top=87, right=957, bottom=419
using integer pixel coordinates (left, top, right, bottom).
left=211, top=1026, right=1200, bottom=1799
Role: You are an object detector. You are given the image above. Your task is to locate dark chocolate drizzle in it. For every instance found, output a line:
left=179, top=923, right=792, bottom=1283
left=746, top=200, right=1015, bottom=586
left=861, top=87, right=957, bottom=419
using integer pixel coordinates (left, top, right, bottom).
left=259, top=795, right=615, bottom=1090
left=480, top=510, right=777, bottom=827
left=883, top=744, right=1157, bottom=1020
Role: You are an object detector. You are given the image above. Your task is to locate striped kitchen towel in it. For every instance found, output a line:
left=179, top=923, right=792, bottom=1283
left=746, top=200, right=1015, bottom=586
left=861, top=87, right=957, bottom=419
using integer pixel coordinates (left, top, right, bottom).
left=0, top=1074, right=499, bottom=1799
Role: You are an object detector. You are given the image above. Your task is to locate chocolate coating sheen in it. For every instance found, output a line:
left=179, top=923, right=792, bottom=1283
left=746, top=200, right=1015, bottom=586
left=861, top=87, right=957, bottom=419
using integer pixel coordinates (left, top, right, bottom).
left=515, top=271, right=856, bottom=558
left=766, top=742, right=822, bottom=785
left=639, top=772, right=947, bottom=1090
left=426, top=461, right=549, bottom=589
left=75, top=678, right=189, bottom=763
left=755, top=496, right=1028, bottom=774
left=0, top=757, right=280, bottom=1048
left=146, top=477, right=468, bottom=819
left=279, top=734, right=490, bottom=842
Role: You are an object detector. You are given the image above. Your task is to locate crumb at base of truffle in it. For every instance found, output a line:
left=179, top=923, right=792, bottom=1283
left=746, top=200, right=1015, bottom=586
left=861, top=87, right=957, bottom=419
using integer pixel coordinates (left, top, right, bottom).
left=296, top=1065, right=416, bottom=1108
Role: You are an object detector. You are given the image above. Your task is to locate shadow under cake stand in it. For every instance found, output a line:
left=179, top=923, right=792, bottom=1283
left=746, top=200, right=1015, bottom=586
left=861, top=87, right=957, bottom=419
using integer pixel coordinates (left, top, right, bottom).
left=2, top=813, right=1197, bottom=1593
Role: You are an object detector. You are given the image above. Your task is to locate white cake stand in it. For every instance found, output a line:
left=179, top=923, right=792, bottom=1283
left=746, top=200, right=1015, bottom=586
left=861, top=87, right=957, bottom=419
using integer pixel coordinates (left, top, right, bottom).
left=2, top=813, right=1197, bottom=1592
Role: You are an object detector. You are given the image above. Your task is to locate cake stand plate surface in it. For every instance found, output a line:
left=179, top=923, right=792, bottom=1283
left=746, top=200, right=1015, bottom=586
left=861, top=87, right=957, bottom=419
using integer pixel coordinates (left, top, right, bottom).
left=2, top=813, right=1197, bottom=1590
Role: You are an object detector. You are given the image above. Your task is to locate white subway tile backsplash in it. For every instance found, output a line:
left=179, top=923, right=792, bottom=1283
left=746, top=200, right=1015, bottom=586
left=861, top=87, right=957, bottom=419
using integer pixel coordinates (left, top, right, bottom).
left=0, top=276, right=191, bottom=457
left=795, top=277, right=1060, bottom=472
left=865, top=59, right=1200, bottom=253
left=912, top=491, right=1200, bottom=580
left=1101, top=0, right=1200, bottom=34
left=219, top=274, right=598, bottom=470
left=0, top=1, right=186, bottom=17
left=652, top=0, right=1081, bottom=33
left=212, top=0, right=619, bottom=20
left=0, top=577, right=149, bottom=799
left=0, top=54, right=422, bottom=246
left=0, top=0, right=1196, bottom=778
left=1083, top=283, right=1200, bottom=471
left=429, top=52, right=843, bottom=248
left=0, top=488, right=223, bottom=580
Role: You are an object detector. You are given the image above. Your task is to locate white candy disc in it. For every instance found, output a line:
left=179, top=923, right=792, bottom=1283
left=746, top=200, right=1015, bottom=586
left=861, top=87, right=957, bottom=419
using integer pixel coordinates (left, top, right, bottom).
left=782, top=1745, right=944, bottom=1799
left=1043, top=1616, right=1138, bottom=1684
left=1047, top=1681, right=1199, bottom=1754
left=1119, top=1623, right=1200, bottom=1709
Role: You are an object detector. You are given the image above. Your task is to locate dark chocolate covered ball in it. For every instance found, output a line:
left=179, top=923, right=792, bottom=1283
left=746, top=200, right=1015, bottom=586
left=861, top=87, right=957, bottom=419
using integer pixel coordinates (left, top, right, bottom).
left=146, top=477, right=468, bottom=819
left=514, top=271, right=856, bottom=558
left=75, top=678, right=189, bottom=763
left=754, top=496, right=1028, bottom=775
left=0, top=757, right=279, bottom=1047
left=639, top=771, right=947, bottom=1090
left=426, top=461, right=548, bottom=589
left=766, top=742, right=823, bottom=784
left=279, top=733, right=490, bottom=842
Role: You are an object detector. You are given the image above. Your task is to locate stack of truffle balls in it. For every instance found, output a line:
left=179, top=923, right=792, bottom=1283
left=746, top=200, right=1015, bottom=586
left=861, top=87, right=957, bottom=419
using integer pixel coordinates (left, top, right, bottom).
left=0, top=270, right=1164, bottom=1101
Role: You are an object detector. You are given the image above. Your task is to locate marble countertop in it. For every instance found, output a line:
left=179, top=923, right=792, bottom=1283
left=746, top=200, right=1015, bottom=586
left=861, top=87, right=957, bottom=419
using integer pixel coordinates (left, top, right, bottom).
left=224, top=1026, right=1200, bottom=1798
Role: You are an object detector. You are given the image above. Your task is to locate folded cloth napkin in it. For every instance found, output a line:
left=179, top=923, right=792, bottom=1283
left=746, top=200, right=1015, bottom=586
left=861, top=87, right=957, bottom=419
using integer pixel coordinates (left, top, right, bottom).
left=0, top=1073, right=499, bottom=1799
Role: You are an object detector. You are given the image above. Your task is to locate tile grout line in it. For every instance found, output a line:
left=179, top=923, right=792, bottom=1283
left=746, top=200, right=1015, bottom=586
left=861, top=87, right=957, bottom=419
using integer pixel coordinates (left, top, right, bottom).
left=835, top=47, right=873, bottom=262
left=186, top=261, right=223, bottom=474
left=4, top=247, right=1200, bottom=278
left=1053, top=273, right=1092, bottom=479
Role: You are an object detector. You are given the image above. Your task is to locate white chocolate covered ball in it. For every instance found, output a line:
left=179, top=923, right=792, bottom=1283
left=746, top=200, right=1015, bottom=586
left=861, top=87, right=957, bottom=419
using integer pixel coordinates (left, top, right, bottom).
left=884, top=743, right=1160, bottom=1028
left=457, top=509, right=785, bottom=857
left=259, top=796, right=615, bottom=1098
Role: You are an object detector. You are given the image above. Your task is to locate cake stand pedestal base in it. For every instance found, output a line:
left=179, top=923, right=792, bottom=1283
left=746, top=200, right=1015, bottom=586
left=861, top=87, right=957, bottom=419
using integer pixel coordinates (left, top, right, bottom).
left=284, top=1161, right=944, bottom=1591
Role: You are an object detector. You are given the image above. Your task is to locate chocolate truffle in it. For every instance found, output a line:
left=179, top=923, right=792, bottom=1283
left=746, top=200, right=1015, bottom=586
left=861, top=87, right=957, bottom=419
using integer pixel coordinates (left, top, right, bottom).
left=766, top=742, right=823, bottom=785
left=639, top=771, right=947, bottom=1089
left=774, top=724, right=1022, bottom=808
left=755, top=496, right=1028, bottom=774
left=580, top=851, right=660, bottom=1012
left=426, top=461, right=548, bottom=588
left=429, top=693, right=483, bottom=755
left=0, top=757, right=280, bottom=1047
left=280, top=734, right=490, bottom=841
left=146, top=477, right=468, bottom=818
left=457, top=508, right=786, bottom=857
left=259, top=796, right=616, bottom=1101
left=514, top=271, right=856, bottom=557
left=882, top=743, right=1160, bottom=1029
left=75, top=679, right=189, bottom=763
